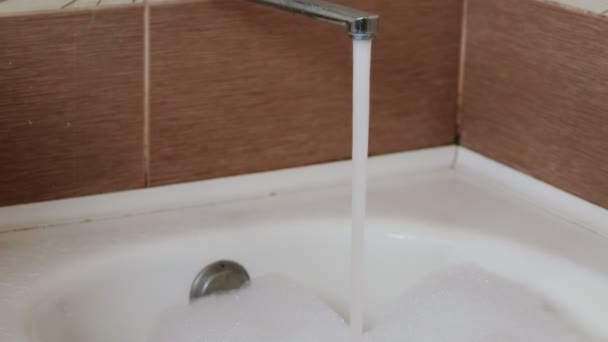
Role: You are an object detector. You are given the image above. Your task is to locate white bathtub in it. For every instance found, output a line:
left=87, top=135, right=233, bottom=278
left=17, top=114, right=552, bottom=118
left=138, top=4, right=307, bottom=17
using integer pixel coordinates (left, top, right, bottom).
left=0, top=146, right=607, bottom=342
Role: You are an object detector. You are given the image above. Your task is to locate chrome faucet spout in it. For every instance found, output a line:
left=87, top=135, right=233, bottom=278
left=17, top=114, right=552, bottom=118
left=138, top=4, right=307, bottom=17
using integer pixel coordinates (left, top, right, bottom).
left=246, top=0, right=379, bottom=40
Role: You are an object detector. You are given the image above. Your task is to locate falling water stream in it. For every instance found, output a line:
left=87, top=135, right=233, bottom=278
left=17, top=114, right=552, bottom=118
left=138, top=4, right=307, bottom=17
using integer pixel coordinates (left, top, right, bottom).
left=350, top=39, right=373, bottom=339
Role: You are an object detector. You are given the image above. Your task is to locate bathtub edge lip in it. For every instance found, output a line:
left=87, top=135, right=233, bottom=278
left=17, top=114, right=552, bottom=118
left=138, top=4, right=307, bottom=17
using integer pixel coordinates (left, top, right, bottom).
left=455, top=147, right=608, bottom=237
left=1, top=144, right=604, bottom=237
left=0, top=146, right=457, bottom=233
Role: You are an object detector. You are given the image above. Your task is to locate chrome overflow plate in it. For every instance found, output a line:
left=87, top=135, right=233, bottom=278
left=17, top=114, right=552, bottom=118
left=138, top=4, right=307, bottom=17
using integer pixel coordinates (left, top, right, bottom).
left=189, top=260, right=251, bottom=302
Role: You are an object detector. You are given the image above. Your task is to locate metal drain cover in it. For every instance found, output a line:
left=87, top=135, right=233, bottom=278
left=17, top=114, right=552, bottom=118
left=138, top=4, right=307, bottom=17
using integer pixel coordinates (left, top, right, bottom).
left=189, top=260, right=250, bottom=301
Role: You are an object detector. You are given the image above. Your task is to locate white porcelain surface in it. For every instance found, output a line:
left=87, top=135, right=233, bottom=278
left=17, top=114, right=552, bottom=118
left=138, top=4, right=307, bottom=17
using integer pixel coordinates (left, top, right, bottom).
left=547, top=0, right=608, bottom=14
left=0, top=147, right=607, bottom=342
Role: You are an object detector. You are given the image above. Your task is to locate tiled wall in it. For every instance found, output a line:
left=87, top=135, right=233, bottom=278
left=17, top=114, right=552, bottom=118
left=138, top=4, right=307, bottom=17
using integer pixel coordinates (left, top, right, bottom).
left=0, top=0, right=463, bottom=206
left=1, top=0, right=607, bottom=208
left=0, top=6, right=144, bottom=206
left=148, top=0, right=461, bottom=185
left=461, top=0, right=608, bottom=208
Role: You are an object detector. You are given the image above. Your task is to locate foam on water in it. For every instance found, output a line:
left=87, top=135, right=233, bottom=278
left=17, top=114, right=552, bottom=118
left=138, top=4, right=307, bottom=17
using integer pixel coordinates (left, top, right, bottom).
left=366, top=265, right=593, bottom=342
left=147, top=274, right=349, bottom=342
left=149, top=267, right=594, bottom=342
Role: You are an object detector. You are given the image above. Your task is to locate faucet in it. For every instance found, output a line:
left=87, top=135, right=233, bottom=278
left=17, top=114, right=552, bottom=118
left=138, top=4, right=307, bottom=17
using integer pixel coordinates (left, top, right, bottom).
left=246, top=0, right=379, bottom=40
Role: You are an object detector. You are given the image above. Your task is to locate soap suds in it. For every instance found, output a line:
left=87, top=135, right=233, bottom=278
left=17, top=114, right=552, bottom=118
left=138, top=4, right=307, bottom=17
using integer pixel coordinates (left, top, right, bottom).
left=149, top=266, right=593, bottom=342
left=148, top=274, right=349, bottom=342
left=366, top=265, right=591, bottom=342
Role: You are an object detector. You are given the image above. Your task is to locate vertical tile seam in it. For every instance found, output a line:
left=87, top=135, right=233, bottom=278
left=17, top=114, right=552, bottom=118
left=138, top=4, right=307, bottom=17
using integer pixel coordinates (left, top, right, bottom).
left=452, top=0, right=469, bottom=169
left=456, top=0, right=469, bottom=139
left=143, top=0, right=151, bottom=186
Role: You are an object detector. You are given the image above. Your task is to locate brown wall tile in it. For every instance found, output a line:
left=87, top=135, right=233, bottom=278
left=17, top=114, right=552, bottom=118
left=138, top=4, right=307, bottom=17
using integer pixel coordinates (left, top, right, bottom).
left=461, top=0, right=608, bottom=208
left=0, top=7, right=145, bottom=206
left=149, top=0, right=462, bottom=186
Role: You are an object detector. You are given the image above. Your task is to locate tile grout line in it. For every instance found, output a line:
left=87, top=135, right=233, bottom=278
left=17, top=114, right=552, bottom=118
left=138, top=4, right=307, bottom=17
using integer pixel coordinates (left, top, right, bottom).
left=456, top=0, right=469, bottom=139
left=452, top=0, right=469, bottom=169
left=143, top=0, right=151, bottom=187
